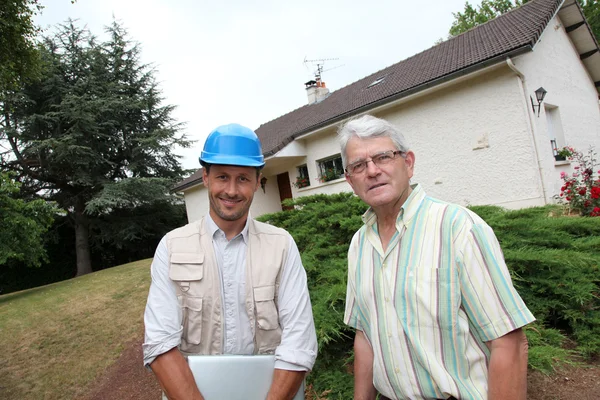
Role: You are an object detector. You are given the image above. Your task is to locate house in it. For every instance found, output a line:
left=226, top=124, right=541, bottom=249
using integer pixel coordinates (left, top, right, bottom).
left=174, top=0, right=600, bottom=223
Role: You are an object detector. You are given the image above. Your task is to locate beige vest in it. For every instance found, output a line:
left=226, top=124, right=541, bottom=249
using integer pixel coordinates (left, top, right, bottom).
left=166, top=216, right=289, bottom=356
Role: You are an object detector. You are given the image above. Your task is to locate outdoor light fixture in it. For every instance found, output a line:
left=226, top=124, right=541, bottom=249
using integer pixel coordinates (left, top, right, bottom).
left=530, top=87, right=547, bottom=117
left=260, top=177, right=267, bottom=193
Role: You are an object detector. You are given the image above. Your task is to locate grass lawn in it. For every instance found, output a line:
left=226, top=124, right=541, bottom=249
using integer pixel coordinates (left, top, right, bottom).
left=0, top=259, right=151, bottom=400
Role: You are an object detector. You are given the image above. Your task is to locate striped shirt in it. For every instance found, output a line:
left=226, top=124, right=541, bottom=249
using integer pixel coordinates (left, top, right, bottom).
left=344, top=184, right=535, bottom=400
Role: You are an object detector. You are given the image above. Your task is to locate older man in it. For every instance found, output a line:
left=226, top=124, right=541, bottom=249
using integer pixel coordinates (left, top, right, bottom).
left=143, top=123, right=317, bottom=399
left=339, top=115, right=534, bottom=400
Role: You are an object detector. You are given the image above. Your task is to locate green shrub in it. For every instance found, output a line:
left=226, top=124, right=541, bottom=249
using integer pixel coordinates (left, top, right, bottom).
left=260, top=198, right=600, bottom=397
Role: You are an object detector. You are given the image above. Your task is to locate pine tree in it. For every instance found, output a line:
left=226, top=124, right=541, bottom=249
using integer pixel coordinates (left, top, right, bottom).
left=1, top=20, right=190, bottom=276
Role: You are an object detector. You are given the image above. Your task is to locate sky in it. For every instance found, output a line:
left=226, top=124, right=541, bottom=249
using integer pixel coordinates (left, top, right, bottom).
left=36, top=0, right=482, bottom=171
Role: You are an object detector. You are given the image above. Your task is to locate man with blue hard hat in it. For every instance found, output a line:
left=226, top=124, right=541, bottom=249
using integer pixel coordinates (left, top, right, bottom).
left=143, top=123, right=318, bottom=399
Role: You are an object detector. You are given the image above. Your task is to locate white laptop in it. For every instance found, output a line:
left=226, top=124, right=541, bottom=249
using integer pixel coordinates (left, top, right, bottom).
left=181, top=354, right=305, bottom=400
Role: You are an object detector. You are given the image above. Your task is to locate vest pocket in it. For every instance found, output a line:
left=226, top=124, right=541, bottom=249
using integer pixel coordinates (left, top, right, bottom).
left=253, top=285, right=279, bottom=330
left=181, top=296, right=203, bottom=345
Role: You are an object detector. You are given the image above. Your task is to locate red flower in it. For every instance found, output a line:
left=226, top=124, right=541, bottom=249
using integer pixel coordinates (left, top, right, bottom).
left=578, top=187, right=587, bottom=196
left=591, top=207, right=600, bottom=217
left=592, top=187, right=600, bottom=200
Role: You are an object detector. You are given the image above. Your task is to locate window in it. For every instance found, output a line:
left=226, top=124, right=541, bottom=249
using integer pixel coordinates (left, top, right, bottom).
left=545, top=105, right=566, bottom=161
left=317, top=154, right=344, bottom=183
left=294, top=165, right=310, bottom=188
left=367, top=76, right=386, bottom=88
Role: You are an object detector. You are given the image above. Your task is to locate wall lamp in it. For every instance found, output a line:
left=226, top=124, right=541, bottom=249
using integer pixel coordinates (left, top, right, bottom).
left=260, top=177, right=267, bottom=193
left=530, top=87, right=547, bottom=117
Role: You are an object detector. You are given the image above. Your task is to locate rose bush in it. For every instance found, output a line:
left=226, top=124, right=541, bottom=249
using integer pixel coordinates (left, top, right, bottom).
left=557, top=147, right=600, bottom=217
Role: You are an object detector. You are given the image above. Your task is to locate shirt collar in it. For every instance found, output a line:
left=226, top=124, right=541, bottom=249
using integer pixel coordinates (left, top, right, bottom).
left=205, top=213, right=250, bottom=243
left=361, top=183, right=426, bottom=229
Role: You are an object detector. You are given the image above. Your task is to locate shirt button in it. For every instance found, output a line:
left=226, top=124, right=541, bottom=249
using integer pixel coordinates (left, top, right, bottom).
left=227, top=282, right=232, bottom=287
left=395, top=368, right=400, bottom=373
left=385, top=297, right=390, bottom=302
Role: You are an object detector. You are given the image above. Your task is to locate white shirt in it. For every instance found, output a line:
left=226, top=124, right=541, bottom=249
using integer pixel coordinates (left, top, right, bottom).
left=143, top=214, right=318, bottom=371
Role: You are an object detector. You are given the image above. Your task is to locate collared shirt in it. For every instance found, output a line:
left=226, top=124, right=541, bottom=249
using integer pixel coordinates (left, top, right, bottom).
left=344, top=184, right=535, bottom=400
left=143, top=213, right=318, bottom=371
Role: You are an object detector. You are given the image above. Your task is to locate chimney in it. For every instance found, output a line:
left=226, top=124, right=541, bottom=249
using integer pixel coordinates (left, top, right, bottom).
left=304, top=78, right=330, bottom=104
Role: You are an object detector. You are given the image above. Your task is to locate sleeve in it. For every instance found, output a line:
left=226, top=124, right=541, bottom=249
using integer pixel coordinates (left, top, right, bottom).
left=457, top=220, right=535, bottom=342
left=142, top=236, right=183, bottom=366
left=273, top=235, right=318, bottom=372
left=344, top=231, right=363, bottom=331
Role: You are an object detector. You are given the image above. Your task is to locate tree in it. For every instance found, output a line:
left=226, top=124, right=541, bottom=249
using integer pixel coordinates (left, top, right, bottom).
left=0, top=172, right=61, bottom=268
left=581, top=0, right=600, bottom=42
left=1, top=20, right=191, bottom=276
left=449, top=0, right=529, bottom=36
left=449, top=0, right=600, bottom=42
left=0, top=0, right=43, bottom=93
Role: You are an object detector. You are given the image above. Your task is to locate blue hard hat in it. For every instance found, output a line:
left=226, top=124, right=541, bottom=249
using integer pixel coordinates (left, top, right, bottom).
left=199, top=123, right=265, bottom=167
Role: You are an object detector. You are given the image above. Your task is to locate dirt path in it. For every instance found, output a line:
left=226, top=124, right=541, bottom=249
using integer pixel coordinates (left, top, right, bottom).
left=82, top=339, right=600, bottom=400
left=80, top=338, right=162, bottom=400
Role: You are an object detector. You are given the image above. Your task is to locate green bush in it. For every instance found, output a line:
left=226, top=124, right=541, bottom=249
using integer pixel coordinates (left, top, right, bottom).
left=259, top=198, right=600, bottom=397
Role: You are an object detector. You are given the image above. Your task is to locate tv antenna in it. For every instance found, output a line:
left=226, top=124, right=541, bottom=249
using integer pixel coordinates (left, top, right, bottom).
left=303, top=57, right=343, bottom=81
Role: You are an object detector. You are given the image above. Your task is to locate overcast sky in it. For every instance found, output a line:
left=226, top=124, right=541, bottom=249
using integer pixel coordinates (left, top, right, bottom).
left=36, top=0, right=482, bottom=171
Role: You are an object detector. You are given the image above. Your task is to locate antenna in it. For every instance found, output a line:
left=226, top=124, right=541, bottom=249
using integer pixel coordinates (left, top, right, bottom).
left=303, top=57, right=340, bottom=81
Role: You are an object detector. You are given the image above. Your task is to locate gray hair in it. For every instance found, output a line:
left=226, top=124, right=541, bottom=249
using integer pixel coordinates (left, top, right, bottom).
left=337, top=115, right=410, bottom=167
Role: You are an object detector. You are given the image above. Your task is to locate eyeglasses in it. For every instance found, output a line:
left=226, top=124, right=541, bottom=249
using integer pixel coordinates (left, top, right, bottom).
left=344, top=150, right=405, bottom=176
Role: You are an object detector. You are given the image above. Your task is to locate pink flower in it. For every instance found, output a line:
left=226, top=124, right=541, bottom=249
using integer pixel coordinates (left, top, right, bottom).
left=560, top=171, right=566, bottom=178
left=574, top=166, right=580, bottom=170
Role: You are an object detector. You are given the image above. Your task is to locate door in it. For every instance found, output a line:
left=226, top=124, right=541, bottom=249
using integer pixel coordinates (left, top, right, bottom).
left=277, top=172, right=293, bottom=211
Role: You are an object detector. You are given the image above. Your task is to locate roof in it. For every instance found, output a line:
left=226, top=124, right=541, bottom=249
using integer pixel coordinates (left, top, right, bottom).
left=173, top=167, right=204, bottom=192
left=173, top=0, right=565, bottom=192
left=255, top=0, right=563, bottom=157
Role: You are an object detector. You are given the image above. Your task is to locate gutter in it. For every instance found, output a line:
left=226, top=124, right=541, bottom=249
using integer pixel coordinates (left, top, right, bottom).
left=505, top=57, right=549, bottom=204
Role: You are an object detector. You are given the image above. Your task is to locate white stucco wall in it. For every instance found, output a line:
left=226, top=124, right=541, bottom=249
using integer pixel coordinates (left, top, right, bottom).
left=250, top=174, right=283, bottom=216
left=372, top=68, right=544, bottom=209
left=183, top=184, right=210, bottom=223
left=285, top=132, right=354, bottom=199
left=512, top=14, right=600, bottom=200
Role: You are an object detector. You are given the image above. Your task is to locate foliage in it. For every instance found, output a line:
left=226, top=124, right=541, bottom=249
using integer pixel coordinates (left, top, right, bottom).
left=449, top=0, right=600, bottom=42
left=555, top=147, right=600, bottom=216
left=259, top=196, right=600, bottom=396
left=581, top=0, right=600, bottom=42
left=469, top=205, right=600, bottom=359
left=0, top=198, right=187, bottom=294
left=259, top=192, right=367, bottom=398
left=0, top=0, right=43, bottom=93
left=0, top=172, right=62, bottom=268
left=318, top=168, right=341, bottom=183
left=555, top=145, right=575, bottom=159
left=293, top=175, right=310, bottom=188
left=449, top=0, right=528, bottom=36
left=0, top=20, right=190, bottom=276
